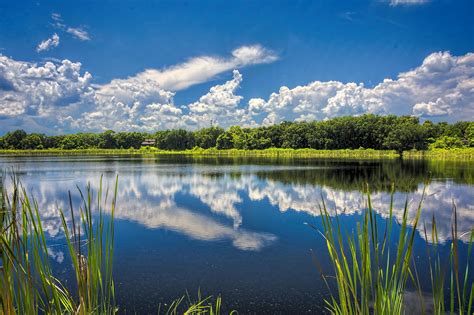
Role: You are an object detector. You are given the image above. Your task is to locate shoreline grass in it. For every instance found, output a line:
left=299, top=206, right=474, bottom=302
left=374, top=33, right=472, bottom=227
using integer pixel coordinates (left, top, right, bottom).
left=1, top=147, right=473, bottom=160
left=311, top=185, right=474, bottom=314
left=0, top=175, right=226, bottom=314
left=0, top=148, right=404, bottom=159
left=403, top=148, right=474, bottom=160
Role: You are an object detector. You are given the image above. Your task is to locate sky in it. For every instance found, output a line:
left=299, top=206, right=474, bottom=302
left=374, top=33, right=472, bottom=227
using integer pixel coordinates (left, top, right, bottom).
left=0, top=0, right=473, bottom=134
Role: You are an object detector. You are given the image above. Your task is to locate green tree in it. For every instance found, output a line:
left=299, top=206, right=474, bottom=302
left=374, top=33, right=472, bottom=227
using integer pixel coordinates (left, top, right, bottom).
left=430, top=136, right=465, bottom=149
left=194, top=127, right=224, bottom=148
left=307, top=123, right=332, bottom=149
left=155, top=129, right=195, bottom=150
left=0, top=136, right=6, bottom=149
left=282, top=122, right=310, bottom=149
left=115, top=132, right=146, bottom=149
left=466, top=122, right=474, bottom=147
left=216, top=132, right=234, bottom=149
left=44, top=135, right=65, bottom=149
left=4, top=129, right=27, bottom=149
left=383, top=116, right=427, bottom=154
left=227, top=126, right=247, bottom=149
left=20, top=134, right=45, bottom=149
left=99, top=130, right=117, bottom=149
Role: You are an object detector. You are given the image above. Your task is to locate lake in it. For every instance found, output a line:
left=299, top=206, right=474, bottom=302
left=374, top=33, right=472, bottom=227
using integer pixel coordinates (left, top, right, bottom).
left=1, top=155, right=473, bottom=314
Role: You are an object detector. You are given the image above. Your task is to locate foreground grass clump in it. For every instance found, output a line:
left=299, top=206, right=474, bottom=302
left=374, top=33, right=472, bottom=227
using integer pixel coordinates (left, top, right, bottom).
left=0, top=175, right=117, bottom=314
left=312, top=186, right=474, bottom=315
left=0, top=175, right=225, bottom=314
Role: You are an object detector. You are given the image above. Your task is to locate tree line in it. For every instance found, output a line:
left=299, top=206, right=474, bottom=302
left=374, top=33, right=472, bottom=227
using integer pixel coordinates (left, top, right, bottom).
left=1, top=115, right=473, bottom=153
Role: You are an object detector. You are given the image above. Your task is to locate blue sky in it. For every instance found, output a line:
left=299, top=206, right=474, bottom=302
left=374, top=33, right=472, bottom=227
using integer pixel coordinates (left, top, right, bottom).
left=0, top=0, right=473, bottom=133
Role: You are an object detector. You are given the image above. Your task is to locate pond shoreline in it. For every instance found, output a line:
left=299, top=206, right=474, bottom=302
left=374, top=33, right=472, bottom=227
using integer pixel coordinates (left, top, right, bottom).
left=1, top=147, right=473, bottom=160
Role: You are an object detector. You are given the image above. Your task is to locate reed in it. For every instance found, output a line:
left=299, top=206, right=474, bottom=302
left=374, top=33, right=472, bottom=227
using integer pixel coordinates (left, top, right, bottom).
left=58, top=176, right=118, bottom=314
left=0, top=174, right=75, bottom=313
left=0, top=147, right=400, bottom=159
left=2, top=147, right=473, bottom=160
left=311, top=185, right=474, bottom=314
left=0, top=175, right=226, bottom=314
left=404, top=148, right=474, bottom=160
left=423, top=205, right=474, bottom=315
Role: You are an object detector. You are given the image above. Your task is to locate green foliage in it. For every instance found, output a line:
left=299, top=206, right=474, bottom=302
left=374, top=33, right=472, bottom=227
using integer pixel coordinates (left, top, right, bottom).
left=382, top=116, right=427, bottom=153
left=60, top=133, right=100, bottom=149
left=3, top=129, right=27, bottom=149
left=465, top=122, right=474, bottom=147
left=20, top=133, right=45, bottom=149
left=430, top=135, right=465, bottom=149
left=0, top=115, right=472, bottom=154
left=99, top=130, right=117, bottom=149
left=0, top=175, right=117, bottom=314
left=0, top=175, right=230, bottom=314
left=194, top=127, right=224, bottom=149
left=313, top=187, right=474, bottom=315
left=216, top=132, right=233, bottom=149
left=155, top=129, right=195, bottom=150
left=114, top=131, right=145, bottom=149
left=282, top=122, right=310, bottom=149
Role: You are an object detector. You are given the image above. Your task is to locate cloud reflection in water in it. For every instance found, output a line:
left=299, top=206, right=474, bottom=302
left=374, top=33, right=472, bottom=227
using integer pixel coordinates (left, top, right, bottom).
left=8, top=168, right=474, bottom=248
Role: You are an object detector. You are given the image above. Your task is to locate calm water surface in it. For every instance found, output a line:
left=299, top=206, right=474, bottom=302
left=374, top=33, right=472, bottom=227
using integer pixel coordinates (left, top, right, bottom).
left=1, top=155, right=473, bottom=314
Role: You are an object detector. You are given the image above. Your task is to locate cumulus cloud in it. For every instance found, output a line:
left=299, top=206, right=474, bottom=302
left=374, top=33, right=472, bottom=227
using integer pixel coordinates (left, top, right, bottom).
left=66, top=46, right=276, bottom=131
left=249, top=51, right=474, bottom=125
left=36, top=33, right=60, bottom=52
left=0, top=56, right=93, bottom=120
left=0, top=45, right=276, bottom=132
left=183, top=70, right=247, bottom=128
left=1, top=50, right=473, bottom=133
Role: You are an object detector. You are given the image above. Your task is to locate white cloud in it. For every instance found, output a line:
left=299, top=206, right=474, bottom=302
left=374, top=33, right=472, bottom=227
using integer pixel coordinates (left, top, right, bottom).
left=1, top=50, right=473, bottom=133
left=249, top=51, right=474, bottom=125
left=104, top=44, right=277, bottom=92
left=36, top=33, right=60, bottom=52
left=184, top=70, right=247, bottom=128
left=47, top=248, right=64, bottom=263
left=10, top=172, right=277, bottom=251
left=389, top=0, right=429, bottom=6
left=50, top=13, right=91, bottom=41
left=0, top=56, right=92, bottom=120
left=51, top=13, right=62, bottom=22
left=413, top=98, right=453, bottom=117
left=66, top=27, right=91, bottom=41
left=66, top=46, right=276, bottom=131
left=7, top=170, right=472, bottom=246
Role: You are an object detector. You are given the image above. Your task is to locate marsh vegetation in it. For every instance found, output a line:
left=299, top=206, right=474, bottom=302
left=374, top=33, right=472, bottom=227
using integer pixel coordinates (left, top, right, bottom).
left=0, top=115, right=472, bottom=156
left=1, top=168, right=473, bottom=314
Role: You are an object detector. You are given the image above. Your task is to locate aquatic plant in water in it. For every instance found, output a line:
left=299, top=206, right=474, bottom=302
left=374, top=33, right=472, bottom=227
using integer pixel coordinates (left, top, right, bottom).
left=2, top=172, right=472, bottom=314
left=0, top=174, right=224, bottom=314
left=312, top=184, right=473, bottom=315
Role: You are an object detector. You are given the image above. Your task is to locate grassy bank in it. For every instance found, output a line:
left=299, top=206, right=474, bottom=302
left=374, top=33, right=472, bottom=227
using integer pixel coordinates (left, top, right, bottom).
left=403, top=148, right=474, bottom=160
left=0, top=147, right=399, bottom=159
left=1, top=147, right=474, bottom=160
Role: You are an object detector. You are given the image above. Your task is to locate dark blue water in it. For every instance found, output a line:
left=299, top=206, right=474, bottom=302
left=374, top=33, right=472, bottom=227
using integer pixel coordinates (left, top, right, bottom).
left=1, top=155, right=473, bottom=314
